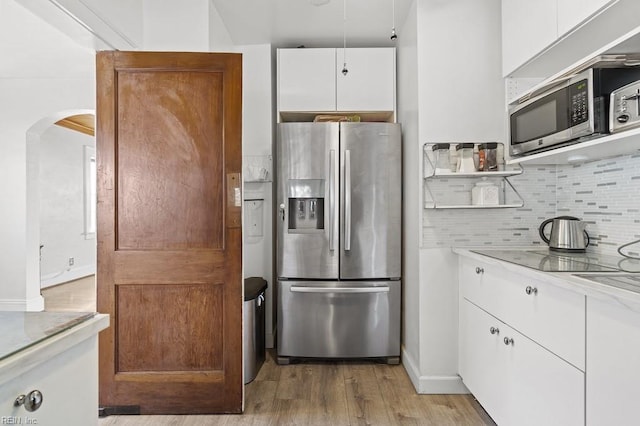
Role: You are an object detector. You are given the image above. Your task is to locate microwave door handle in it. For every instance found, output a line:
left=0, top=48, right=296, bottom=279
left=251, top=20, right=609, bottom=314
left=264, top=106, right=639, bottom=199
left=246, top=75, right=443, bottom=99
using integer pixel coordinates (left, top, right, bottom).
left=344, top=149, right=351, bottom=252
left=329, top=149, right=336, bottom=251
left=518, top=75, right=576, bottom=104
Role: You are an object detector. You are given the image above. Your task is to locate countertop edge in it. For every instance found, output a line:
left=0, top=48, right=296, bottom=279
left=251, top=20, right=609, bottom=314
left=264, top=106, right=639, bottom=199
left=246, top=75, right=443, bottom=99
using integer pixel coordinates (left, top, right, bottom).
left=0, top=314, right=109, bottom=387
left=453, top=248, right=640, bottom=306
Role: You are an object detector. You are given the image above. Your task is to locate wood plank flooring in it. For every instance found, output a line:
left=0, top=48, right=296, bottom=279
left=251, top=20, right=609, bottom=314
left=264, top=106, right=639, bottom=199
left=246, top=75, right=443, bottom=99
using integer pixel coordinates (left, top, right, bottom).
left=42, top=275, right=96, bottom=312
left=42, top=278, right=496, bottom=426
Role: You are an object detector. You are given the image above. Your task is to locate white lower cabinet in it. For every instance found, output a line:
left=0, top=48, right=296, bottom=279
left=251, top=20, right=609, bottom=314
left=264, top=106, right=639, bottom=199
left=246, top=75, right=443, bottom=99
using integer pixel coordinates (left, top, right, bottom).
left=459, top=257, right=585, bottom=425
left=460, top=299, right=509, bottom=425
left=586, top=295, right=640, bottom=426
left=461, top=300, right=584, bottom=426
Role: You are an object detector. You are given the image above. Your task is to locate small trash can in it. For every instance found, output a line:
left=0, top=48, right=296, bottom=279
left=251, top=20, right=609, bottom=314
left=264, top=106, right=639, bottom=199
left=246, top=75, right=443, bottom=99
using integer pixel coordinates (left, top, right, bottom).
left=244, top=277, right=267, bottom=384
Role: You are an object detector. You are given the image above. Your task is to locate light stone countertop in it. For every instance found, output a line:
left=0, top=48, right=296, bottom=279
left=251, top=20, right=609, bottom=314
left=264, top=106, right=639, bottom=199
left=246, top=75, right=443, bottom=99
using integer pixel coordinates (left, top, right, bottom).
left=454, top=247, right=640, bottom=306
left=0, top=311, right=96, bottom=361
left=0, top=312, right=109, bottom=387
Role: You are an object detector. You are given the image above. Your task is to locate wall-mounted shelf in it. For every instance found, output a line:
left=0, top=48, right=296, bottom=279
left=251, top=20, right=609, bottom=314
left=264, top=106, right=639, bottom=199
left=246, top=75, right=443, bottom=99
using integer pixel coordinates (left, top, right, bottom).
left=423, top=143, right=524, bottom=209
left=506, top=127, right=640, bottom=165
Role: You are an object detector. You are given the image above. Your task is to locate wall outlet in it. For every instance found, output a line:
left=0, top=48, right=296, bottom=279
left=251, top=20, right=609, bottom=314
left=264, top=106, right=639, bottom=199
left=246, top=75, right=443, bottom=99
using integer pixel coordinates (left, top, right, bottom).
left=68, top=257, right=74, bottom=266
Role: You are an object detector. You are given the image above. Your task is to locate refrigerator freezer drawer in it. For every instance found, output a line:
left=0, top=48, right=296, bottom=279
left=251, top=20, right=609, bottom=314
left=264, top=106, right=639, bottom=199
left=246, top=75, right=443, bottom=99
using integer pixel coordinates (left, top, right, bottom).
left=277, top=280, right=401, bottom=359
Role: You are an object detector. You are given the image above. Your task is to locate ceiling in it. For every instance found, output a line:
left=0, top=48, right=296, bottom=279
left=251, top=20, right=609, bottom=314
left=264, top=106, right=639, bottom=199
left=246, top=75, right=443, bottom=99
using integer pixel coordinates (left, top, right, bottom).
left=211, top=0, right=413, bottom=48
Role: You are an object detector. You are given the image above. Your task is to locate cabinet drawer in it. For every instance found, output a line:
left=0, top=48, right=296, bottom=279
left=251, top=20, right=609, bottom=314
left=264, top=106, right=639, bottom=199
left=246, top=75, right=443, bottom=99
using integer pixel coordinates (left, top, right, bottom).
left=461, top=300, right=584, bottom=426
left=460, top=257, right=585, bottom=369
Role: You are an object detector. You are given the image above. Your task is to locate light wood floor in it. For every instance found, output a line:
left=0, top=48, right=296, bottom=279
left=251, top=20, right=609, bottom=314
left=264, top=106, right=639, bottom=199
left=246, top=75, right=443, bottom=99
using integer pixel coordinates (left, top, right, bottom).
left=42, top=275, right=96, bottom=312
left=42, top=278, right=495, bottom=426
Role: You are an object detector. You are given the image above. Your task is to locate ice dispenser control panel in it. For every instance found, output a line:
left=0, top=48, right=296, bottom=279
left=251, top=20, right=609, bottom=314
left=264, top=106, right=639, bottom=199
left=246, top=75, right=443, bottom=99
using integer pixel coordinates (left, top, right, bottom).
left=286, top=179, right=324, bottom=233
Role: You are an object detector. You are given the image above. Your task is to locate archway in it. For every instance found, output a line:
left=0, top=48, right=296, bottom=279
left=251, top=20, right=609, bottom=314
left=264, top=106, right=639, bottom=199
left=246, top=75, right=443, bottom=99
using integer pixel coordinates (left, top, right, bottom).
left=26, top=109, right=96, bottom=311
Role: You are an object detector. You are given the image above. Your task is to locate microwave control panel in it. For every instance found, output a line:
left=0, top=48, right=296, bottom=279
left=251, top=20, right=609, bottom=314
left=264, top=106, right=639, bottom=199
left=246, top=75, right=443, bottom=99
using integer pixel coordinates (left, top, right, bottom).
left=570, top=79, right=589, bottom=126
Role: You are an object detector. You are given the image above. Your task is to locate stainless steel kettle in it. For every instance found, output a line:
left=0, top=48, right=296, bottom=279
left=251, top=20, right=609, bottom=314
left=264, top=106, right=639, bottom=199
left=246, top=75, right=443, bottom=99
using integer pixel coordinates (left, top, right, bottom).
left=539, top=216, right=590, bottom=252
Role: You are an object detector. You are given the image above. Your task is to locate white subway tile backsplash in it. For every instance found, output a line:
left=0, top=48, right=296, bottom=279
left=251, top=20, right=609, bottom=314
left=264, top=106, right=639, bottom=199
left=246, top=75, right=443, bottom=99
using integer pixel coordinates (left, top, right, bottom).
left=422, top=153, right=640, bottom=257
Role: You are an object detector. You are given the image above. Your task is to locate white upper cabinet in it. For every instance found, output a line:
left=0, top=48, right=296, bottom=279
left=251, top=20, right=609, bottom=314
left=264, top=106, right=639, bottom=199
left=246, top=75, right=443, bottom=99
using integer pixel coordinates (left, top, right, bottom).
left=278, top=48, right=337, bottom=112
left=502, top=0, right=558, bottom=76
left=502, top=0, right=617, bottom=76
left=336, top=48, right=396, bottom=112
left=557, top=0, right=612, bottom=37
left=277, top=48, right=396, bottom=115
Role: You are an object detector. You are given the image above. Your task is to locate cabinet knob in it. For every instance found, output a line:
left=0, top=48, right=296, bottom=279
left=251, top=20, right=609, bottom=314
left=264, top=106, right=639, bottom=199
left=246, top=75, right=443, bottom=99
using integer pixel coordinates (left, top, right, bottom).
left=489, top=326, right=499, bottom=335
left=503, top=337, right=514, bottom=346
left=525, top=286, right=538, bottom=295
left=15, top=390, right=43, bottom=412
left=475, top=267, right=484, bottom=274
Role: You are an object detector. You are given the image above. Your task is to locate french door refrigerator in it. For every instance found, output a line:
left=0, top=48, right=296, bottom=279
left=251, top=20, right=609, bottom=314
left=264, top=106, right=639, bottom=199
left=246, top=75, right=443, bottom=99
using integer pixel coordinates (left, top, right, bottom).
left=276, top=122, right=402, bottom=364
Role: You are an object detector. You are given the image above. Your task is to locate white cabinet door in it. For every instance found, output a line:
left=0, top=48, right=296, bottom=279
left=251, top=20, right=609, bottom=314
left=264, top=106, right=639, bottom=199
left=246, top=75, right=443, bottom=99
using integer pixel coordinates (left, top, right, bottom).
left=557, top=0, right=614, bottom=37
left=459, top=300, right=509, bottom=426
left=0, top=337, right=99, bottom=425
left=336, top=48, right=395, bottom=112
left=460, top=258, right=585, bottom=369
left=587, top=295, right=640, bottom=426
left=494, top=272, right=585, bottom=370
left=461, top=299, right=584, bottom=426
left=505, top=322, right=585, bottom=426
left=501, top=0, right=557, bottom=76
left=278, top=48, right=336, bottom=112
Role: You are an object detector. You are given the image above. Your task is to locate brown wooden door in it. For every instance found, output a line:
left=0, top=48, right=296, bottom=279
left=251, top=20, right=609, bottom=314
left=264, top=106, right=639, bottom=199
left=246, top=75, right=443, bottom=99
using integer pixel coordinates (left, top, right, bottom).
left=96, top=51, right=243, bottom=414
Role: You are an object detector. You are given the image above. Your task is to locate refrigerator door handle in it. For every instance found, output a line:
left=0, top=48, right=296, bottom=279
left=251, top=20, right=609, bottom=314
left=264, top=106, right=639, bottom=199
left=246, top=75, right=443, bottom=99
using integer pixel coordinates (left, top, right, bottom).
left=290, top=286, right=389, bottom=294
left=329, top=149, right=336, bottom=251
left=345, top=149, right=351, bottom=251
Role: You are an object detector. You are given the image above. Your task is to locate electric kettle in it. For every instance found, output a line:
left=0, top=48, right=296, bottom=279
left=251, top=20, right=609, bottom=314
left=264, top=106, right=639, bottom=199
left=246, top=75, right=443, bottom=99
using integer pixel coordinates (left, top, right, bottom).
left=539, top=216, right=590, bottom=252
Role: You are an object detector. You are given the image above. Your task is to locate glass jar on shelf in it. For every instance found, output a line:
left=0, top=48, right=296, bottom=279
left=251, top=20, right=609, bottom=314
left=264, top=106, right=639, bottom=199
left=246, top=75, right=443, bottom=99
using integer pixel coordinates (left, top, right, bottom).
left=432, top=143, right=452, bottom=173
left=456, top=143, right=476, bottom=173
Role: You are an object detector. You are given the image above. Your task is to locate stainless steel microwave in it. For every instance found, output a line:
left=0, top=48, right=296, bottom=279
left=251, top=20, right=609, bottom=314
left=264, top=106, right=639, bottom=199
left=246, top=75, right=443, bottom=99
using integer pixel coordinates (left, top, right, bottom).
left=509, top=67, right=640, bottom=157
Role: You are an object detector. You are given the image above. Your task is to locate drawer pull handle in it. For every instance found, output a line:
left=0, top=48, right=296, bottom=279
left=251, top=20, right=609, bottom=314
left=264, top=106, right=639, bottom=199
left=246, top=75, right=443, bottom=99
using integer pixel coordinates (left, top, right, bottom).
left=525, top=286, right=538, bottom=295
left=503, top=337, right=514, bottom=346
left=15, top=390, right=43, bottom=412
left=489, top=326, right=499, bottom=335
left=475, top=267, right=484, bottom=274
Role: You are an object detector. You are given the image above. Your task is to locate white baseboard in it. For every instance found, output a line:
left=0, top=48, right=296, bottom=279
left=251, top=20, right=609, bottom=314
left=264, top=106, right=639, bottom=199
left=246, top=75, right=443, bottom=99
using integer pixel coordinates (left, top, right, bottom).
left=41, top=264, right=95, bottom=289
left=402, top=347, right=469, bottom=394
left=0, top=295, right=45, bottom=311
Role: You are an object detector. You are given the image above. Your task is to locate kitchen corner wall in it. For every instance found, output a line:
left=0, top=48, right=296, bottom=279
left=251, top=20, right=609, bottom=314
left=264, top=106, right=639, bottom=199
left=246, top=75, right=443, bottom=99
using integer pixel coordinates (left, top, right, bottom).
left=399, top=0, right=505, bottom=394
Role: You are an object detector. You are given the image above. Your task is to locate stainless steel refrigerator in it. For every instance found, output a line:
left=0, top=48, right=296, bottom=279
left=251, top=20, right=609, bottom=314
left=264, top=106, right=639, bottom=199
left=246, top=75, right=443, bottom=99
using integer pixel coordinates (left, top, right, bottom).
left=276, top=122, right=402, bottom=364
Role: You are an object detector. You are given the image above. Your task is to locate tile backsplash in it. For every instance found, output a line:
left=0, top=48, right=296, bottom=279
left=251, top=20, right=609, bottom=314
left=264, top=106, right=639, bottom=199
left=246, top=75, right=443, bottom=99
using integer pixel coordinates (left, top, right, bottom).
left=556, top=153, right=640, bottom=257
left=422, top=153, right=640, bottom=257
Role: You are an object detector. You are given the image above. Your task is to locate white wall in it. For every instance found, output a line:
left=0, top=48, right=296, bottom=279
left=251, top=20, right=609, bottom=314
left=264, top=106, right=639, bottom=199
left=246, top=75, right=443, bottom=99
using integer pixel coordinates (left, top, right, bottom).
left=398, top=0, right=505, bottom=393
left=396, top=0, right=421, bottom=389
left=0, top=0, right=95, bottom=310
left=39, top=125, right=96, bottom=288
left=236, top=44, right=276, bottom=348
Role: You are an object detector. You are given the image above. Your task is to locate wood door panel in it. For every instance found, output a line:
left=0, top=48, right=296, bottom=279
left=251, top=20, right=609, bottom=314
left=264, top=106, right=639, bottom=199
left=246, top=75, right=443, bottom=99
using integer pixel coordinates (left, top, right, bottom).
left=113, top=251, right=226, bottom=284
left=116, top=283, right=223, bottom=372
left=97, top=51, right=242, bottom=414
left=116, top=70, right=224, bottom=251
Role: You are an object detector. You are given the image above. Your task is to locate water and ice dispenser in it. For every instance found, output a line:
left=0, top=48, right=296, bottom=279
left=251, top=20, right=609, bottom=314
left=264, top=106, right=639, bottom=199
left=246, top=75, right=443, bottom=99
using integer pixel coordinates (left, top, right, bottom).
left=286, top=179, right=324, bottom=232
